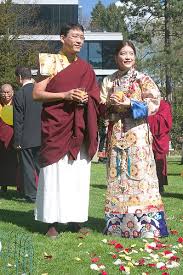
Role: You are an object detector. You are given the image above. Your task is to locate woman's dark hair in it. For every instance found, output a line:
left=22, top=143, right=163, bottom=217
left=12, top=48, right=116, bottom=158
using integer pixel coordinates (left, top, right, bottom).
left=115, top=40, right=136, bottom=56
left=60, top=23, right=84, bottom=37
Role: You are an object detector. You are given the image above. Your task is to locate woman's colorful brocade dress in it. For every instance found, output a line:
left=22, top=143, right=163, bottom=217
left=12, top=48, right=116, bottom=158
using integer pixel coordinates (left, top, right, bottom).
left=100, top=68, right=169, bottom=238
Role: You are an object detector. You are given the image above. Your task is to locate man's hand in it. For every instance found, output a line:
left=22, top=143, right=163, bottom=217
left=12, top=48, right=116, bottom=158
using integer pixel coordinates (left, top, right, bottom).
left=63, top=89, right=88, bottom=104
left=14, top=145, right=22, bottom=150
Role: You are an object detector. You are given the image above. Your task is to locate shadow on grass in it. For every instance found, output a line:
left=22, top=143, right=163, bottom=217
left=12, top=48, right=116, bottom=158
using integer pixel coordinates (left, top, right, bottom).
left=162, top=192, right=183, bottom=200
left=168, top=173, right=182, bottom=176
left=168, top=160, right=181, bottom=164
left=0, top=189, right=22, bottom=200
left=0, top=208, right=105, bottom=234
left=91, top=184, right=107, bottom=189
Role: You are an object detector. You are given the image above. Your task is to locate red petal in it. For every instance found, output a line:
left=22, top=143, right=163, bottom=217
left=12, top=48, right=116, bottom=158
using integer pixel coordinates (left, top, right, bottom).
left=115, top=243, right=124, bottom=249
left=119, top=265, right=125, bottom=271
left=91, top=257, right=100, bottom=263
left=138, top=258, right=145, bottom=266
left=177, top=237, right=183, bottom=243
left=170, top=255, right=180, bottom=261
left=160, top=266, right=168, bottom=270
left=108, top=240, right=117, bottom=245
left=148, top=263, right=156, bottom=267
left=164, top=250, right=172, bottom=255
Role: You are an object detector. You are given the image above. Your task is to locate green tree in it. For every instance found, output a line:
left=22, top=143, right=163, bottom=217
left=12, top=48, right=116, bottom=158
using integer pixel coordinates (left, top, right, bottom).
left=0, top=0, right=49, bottom=87
left=90, top=1, right=106, bottom=31
left=120, top=0, right=183, bottom=101
left=90, top=1, right=127, bottom=34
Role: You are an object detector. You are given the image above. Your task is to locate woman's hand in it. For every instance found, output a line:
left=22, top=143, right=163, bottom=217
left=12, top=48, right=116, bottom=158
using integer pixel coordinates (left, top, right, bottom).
left=109, top=94, right=130, bottom=107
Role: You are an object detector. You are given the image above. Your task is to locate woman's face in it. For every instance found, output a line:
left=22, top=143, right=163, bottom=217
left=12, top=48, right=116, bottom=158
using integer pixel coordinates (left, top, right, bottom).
left=115, top=45, right=135, bottom=71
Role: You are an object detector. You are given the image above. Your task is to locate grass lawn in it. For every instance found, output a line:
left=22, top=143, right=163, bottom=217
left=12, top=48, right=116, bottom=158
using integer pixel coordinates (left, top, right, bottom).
left=0, top=156, right=183, bottom=275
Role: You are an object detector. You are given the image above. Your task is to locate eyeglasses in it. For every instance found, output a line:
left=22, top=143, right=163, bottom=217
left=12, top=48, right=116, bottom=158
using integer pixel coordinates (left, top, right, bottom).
left=68, top=34, right=85, bottom=41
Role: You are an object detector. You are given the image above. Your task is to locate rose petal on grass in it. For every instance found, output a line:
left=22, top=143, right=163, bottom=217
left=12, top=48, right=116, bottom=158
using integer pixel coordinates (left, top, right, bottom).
left=78, top=242, right=83, bottom=247
left=169, top=255, right=180, bottom=261
left=113, top=259, right=123, bottom=265
left=100, top=271, right=108, bottom=275
left=160, top=266, right=168, bottom=270
left=98, top=264, right=106, bottom=270
left=91, top=257, right=100, bottom=263
left=119, top=265, right=125, bottom=271
left=156, top=262, right=166, bottom=269
left=166, top=261, right=180, bottom=268
left=101, top=239, right=108, bottom=244
left=90, top=264, right=99, bottom=271
left=115, top=243, right=124, bottom=249
left=74, top=257, right=82, bottom=261
left=108, top=240, right=117, bottom=245
left=177, top=237, right=183, bottom=243
left=127, top=262, right=134, bottom=267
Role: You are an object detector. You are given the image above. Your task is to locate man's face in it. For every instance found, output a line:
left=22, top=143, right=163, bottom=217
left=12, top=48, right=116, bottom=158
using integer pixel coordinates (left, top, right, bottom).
left=60, top=28, right=85, bottom=54
left=0, top=85, right=14, bottom=104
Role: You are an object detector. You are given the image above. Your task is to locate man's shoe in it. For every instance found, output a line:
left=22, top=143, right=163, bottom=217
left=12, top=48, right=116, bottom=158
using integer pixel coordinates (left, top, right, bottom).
left=46, top=223, right=59, bottom=239
left=67, top=222, right=91, bottom=235
left=67, top=222, right=81, bottom=233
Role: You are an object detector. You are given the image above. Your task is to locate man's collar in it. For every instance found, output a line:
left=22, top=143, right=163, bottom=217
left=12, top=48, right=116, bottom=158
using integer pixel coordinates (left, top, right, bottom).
left=22, top=80, right=34, bottom=87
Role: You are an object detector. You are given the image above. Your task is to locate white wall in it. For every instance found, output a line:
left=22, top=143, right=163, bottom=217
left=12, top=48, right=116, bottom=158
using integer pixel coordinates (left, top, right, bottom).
left=11, top=0, right=78, bottom=4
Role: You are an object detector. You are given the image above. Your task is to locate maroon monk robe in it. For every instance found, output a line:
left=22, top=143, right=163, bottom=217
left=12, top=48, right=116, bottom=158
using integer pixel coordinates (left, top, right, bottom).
left=0, top=118, right=18, bottom=187
left=148, top=100, right=172, bottom=190
left=40, top=58, right=100, bottom=167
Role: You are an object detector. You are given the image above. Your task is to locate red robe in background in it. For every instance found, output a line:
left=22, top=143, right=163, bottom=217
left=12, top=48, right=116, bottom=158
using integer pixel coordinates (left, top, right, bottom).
left=0, top=117, right=18, bottom=189
left=148, top=99, right=172, bottom=192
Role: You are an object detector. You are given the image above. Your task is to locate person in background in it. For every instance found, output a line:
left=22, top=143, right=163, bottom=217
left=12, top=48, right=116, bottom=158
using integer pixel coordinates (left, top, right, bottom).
left=98, top=118, right=108, bottom=163
left=33, top=23, right=100, bottom=239
left=148, top=99, right=172, bottom=193
left=0, top=84, right=18, bottom=192
left=100, top=40, right=169, bottom=238
left=13, top=66, right=42, bottom=203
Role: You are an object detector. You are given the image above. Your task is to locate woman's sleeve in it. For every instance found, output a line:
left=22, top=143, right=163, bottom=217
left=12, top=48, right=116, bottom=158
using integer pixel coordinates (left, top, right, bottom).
left=130, top=74, right=160, bottom=120
left=100, top=76, right=113, bottom=104
left=99, top=76, right=112, bottom=117
left=140, top=74, right=160, bottom=116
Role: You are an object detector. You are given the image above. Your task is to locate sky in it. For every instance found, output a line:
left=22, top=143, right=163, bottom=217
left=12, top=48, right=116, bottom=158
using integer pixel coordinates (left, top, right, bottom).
left=79, top=0, right=117, bottom=17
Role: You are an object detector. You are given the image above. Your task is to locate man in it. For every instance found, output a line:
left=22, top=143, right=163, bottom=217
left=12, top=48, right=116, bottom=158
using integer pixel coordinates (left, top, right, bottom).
left=148, top=99, right=172, bottom=193
left=13, top=67, right=42, bottom=202
left=0, top=84, right=18, bottom=192
left=33, top=23, right=100, bottom=238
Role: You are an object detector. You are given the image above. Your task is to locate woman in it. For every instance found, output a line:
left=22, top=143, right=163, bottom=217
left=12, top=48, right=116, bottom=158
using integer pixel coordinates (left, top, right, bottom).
left=0, top=84, right=18, bottom=192
left=100, top=41, right=169, bottom=238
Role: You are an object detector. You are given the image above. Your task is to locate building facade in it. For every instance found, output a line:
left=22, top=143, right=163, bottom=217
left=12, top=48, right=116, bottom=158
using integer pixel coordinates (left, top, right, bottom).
left=4, top=0, right=123, bottom=79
